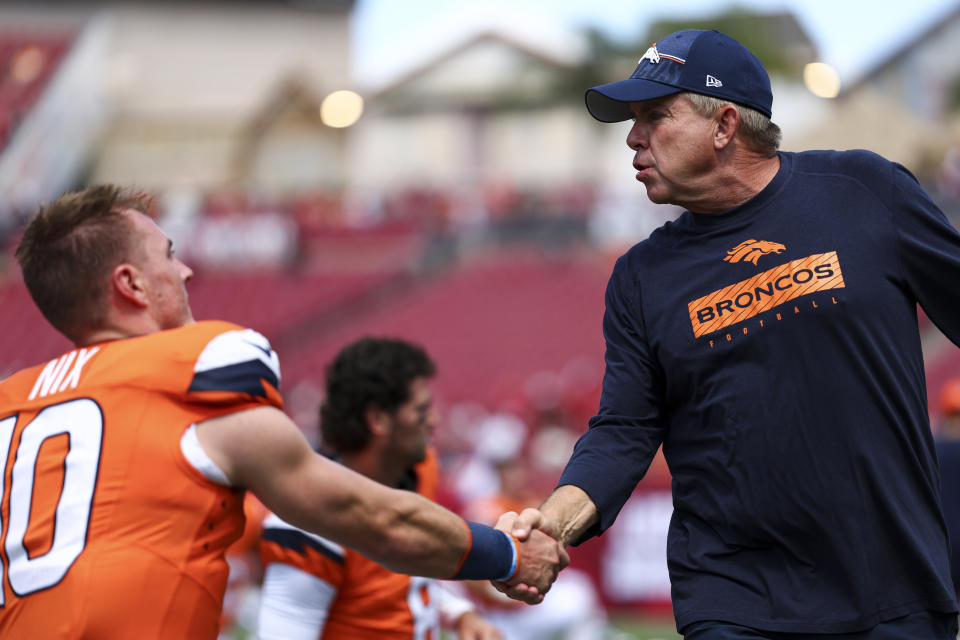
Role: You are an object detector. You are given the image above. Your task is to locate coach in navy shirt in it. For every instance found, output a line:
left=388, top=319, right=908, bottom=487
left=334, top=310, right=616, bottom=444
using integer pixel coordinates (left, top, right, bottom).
left=499, top=30, right=960, bottom=639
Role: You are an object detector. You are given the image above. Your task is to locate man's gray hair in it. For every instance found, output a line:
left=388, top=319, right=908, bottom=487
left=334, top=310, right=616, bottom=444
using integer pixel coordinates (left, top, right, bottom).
left=683, top=92, right=781, bottom=156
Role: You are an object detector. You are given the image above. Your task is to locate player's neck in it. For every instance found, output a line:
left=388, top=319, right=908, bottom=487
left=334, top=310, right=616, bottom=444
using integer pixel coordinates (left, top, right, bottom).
left=76, top=309, right=170, bottom=347
left=340, top=450, right=403, bottom=487
left=75, top=326, right=147, bottom=347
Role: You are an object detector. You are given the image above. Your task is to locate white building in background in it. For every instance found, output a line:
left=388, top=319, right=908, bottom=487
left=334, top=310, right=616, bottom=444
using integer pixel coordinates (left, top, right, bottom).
left=347, top=26, right=594, bottom=193
left=93, top=1, right=355, bottom=192
left=0, top=0, right=355, bottom=213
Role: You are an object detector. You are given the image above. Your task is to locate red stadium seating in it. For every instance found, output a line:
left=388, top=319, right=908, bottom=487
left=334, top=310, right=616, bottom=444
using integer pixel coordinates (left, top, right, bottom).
left=0, top=32, right=73, bottom=149
left=0, top=278, right=72, bottom=377
left=279, top=251, right=610, bottom=412
left=187, top=270, right=397, bottom=343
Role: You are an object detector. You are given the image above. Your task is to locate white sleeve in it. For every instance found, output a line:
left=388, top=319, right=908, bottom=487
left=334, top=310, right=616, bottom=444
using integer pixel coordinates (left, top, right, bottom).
left=257, top=562, right=338, bottom=640
left=434, top=581, right=477, bottom=629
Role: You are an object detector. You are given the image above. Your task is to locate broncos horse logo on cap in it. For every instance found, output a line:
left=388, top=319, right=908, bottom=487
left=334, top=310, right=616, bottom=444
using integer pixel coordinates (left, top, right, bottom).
left=639, top=44, right=660, bottom=64
left=723, top=239, right=786, bottom=265
left=638, top=43, right=686, bottom=66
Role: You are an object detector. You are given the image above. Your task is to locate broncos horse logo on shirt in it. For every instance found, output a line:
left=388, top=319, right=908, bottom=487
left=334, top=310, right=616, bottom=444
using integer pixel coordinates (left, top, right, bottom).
left=723, top=239, right=786, bottom=265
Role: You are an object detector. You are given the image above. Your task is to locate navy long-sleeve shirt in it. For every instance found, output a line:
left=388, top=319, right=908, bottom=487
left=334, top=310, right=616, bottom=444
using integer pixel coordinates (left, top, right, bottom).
left=559, top=150, right=960, bottom=633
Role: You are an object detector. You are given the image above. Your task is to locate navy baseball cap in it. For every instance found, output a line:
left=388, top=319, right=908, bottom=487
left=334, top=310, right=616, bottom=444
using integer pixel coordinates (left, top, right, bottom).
left=585, top=29, right=773, bottom=122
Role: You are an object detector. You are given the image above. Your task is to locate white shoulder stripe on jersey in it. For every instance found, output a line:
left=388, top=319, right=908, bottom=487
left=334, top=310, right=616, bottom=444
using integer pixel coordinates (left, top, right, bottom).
left=194, top=329, right=281, bottom=382
left=180, top=424, right=231, bottom=486
left=263, top=512, right=345, bottom=558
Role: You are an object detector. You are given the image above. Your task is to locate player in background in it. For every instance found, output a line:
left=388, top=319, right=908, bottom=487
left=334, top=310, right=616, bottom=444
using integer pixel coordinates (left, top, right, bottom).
left=258, top=337, right=501, bottom=639
left=0, top=185, right=566, bottom=639
left=935, top=378, right=960, bottom=600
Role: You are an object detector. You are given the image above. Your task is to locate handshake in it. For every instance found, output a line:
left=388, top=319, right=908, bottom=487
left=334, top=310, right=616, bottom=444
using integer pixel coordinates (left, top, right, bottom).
left=491, top=508, right=570, bottom=605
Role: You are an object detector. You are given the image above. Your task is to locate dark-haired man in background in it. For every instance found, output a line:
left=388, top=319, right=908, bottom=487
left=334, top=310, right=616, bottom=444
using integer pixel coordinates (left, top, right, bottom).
left=259, top=337, right=502, bottom=640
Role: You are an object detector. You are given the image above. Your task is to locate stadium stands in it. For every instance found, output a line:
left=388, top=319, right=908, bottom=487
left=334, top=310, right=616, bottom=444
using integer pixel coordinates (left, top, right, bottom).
left=188, top=269, right=400, bottom=342
left=278, top=250, right=610, bottom=410
left=0, top=31, right=73, bottom=150
left=0, top=278, right=72, bottom=377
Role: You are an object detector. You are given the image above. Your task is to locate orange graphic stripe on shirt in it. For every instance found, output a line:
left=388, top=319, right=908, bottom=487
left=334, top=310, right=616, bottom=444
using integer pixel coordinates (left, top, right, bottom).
left=688, top=251, right=845, bottom=338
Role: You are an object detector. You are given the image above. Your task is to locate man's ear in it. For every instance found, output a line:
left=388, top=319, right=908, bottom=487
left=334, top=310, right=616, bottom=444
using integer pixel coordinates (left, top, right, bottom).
left=365, top=405, right=391, bottom=438
left=112, top=263, right=148, bottom=307
left=714, top=104, right=740, bottom=150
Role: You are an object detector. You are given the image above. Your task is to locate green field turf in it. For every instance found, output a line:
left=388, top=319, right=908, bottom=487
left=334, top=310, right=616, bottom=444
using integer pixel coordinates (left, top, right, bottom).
left=608, top=615, right=682, bottom=640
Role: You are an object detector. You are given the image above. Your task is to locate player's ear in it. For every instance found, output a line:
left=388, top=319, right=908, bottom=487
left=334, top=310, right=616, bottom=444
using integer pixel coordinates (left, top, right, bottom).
left=365, top=405, right=391, bottom=438
left=714, top=104, right=739, bottom=150
left=112, top=263, right=149, bottom=307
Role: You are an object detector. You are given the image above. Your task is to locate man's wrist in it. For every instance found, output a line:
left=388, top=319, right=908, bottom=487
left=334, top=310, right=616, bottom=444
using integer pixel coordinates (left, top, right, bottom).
left=452, top=521, right=518, bottom=581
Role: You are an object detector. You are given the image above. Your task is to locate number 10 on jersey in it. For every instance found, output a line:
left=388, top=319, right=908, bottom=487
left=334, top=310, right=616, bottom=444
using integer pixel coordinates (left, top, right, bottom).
left=0, top=398, right=103, bottom=605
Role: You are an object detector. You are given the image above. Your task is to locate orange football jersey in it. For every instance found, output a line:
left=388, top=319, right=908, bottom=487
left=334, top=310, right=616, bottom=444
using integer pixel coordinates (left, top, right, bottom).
left=0, top=320, right=283, bottom=639
left=260, top=449, right=443, bottom=640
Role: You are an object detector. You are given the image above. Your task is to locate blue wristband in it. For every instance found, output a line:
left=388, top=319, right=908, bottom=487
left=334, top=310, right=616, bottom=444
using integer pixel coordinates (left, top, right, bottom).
left=453, top=521, right=518, bottom=581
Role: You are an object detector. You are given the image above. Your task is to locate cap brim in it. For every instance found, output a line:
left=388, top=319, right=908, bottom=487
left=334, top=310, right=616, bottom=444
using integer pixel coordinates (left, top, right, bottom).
left=585, top=79, right=682, bottom=123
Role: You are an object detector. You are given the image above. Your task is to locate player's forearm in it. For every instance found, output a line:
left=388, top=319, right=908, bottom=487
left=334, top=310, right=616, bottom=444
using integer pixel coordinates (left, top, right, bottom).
left=338, top=478, right=565, bottom=603
left=539, top=484, right=599, bottom=547
left=285, top=469, right=512, bottom=581
left=261, top=457, right=480, bottom=578
left=359, top=487, right=476, bottom=577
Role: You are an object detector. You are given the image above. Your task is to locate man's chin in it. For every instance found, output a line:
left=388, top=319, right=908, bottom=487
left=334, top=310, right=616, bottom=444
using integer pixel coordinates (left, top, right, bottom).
left=638, top=179, right=667, bottom=204
left=644, top=191, right=670, bottom=205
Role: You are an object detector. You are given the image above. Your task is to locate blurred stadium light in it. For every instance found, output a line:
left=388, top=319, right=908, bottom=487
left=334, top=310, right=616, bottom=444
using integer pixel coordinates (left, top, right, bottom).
left=320, top=89, right=364, bottom=128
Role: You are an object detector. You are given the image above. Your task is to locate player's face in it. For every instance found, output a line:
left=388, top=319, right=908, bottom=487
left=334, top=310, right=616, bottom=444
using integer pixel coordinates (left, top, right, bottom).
left=124, top=209, right=195, bottom=330
left=626, top=94, right=719, bottom=207
left=386, top=376, right=436, bottom=467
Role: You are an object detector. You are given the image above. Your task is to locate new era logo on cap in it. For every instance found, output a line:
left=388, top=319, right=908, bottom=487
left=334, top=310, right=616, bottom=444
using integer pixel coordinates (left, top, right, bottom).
left=585, top=29, right=773, bottom=123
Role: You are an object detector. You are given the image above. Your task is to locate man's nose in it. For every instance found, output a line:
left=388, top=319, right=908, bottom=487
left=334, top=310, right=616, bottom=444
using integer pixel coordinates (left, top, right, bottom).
left=179, top=260, right=194, bottom=282
left=627, top=122, right=648, bottom=150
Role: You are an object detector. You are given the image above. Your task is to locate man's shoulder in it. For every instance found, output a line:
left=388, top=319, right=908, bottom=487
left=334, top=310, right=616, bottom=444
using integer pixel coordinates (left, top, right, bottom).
left=145, top=320, right=254, bottom=350
left=107, top=320, right=279, bottom=390
left=176, top=321, right=282, bottom=404
left=790, top=148, right=894, bottom=180
left=0, top=320, right=282, bottom=412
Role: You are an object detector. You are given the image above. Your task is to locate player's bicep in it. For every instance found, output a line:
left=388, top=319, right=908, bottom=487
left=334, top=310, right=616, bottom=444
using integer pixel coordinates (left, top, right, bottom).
left=193, top=405, right=309, bottom=490
left=194, top=406, right=394, bottom=538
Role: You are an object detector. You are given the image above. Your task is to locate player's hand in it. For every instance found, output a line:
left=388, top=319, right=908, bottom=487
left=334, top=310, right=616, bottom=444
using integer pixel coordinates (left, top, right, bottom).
left=455, top=610, right=503, bottom=640
left=497, top=507, right=559, bottom=541
left=492, top=509, right=569, bottom=604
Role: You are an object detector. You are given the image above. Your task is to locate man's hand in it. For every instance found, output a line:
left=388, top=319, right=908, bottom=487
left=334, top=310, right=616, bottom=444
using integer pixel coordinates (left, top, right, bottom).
left=455, top=610, right=503, bottom=640
left=496, top=507, right=553, bottom=541
left=492, top=509, right=569, bottom=604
